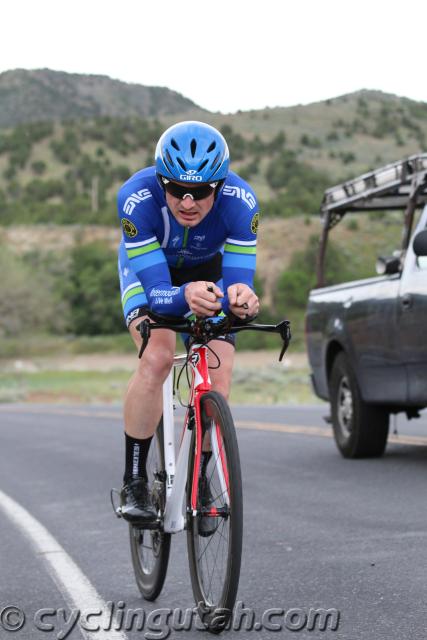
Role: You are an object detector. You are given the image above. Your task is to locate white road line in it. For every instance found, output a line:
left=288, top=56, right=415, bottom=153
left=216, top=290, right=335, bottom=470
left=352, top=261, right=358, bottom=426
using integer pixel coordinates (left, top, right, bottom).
left=0, top=489, right=127, bottom=640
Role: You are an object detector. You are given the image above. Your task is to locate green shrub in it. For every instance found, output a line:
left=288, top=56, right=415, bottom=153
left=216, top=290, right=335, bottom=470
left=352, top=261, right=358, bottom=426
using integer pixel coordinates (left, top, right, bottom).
left=31, top=160, right=47, bottom=175
left=273, top=235, right=367, bottom=314
left=63, top=242, right=124, bottom=335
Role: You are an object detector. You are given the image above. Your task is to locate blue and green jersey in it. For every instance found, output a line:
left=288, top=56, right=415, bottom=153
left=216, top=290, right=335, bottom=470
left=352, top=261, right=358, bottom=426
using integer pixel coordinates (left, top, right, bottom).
left=117, top=167, right=259, bottom=319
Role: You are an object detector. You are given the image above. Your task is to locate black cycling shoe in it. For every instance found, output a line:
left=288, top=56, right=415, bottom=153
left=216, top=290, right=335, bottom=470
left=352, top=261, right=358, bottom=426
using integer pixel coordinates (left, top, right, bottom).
left=198, top=476, right=219, bottom=538
left=120, top=477, right=157, bottom=525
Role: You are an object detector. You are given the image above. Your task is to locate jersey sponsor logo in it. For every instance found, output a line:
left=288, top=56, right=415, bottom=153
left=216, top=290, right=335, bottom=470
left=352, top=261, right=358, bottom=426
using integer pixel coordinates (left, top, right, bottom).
left=150, top=287, right=180, bottom=297
left=223, top=185, right=257, bottom=210
left=251, top=212, right=259, bottom=234
left=171, top=234, right=180, bottom=246
left=123, top=189, right=152, bottom=215
left=179, top=169, right=202, bottom=182
left=191, top=234, right=207, bottom=249
left=121, top=218, right=138, bottom=238
left=127, top=308, right=141, bottom=323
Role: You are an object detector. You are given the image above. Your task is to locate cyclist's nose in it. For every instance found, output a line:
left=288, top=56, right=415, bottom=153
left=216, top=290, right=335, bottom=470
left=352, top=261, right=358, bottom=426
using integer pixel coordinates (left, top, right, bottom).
left=181, top=194, right=196, bottom=209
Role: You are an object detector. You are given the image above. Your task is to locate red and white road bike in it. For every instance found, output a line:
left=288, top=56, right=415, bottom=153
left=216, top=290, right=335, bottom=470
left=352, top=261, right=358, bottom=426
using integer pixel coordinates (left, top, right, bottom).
left=116, top=311, right=290, bottom=633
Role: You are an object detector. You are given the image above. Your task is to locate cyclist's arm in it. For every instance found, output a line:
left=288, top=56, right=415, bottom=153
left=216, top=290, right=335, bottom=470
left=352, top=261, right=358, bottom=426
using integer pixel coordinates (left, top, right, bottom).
left=221, top=196, right=259, bottom=314
left=117, top=195, right=190, bottom=316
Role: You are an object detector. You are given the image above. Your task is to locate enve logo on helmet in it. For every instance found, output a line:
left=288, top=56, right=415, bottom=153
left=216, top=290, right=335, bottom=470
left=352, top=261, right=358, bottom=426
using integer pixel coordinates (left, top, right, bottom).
left=179, top=169, right=202, bottom=182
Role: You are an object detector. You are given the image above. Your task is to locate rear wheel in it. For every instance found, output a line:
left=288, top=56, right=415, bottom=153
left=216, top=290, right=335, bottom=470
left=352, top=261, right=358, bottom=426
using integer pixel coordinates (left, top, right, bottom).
left=330, top=353, right=389, bottom=458
left=129, top=418, right=171, bottom=600
left=187, top=391, right=243, bottom=633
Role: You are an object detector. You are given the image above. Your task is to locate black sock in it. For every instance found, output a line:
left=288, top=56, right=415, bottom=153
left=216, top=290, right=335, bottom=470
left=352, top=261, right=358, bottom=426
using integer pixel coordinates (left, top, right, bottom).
left=124, top=433, right=153, bottom=483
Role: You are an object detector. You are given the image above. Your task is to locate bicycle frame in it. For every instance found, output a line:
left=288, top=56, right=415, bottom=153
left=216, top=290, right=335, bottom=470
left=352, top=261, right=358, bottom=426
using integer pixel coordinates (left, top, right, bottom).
left=162, top=342, right=228, bottom=534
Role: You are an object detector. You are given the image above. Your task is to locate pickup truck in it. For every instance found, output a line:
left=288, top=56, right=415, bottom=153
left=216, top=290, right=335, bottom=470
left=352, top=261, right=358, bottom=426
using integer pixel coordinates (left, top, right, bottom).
left=306, top=154, right=427, bottom=458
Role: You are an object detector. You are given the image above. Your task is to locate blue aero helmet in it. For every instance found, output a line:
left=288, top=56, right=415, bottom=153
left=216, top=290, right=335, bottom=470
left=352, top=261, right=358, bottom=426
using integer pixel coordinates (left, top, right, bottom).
left=155, top=121, right=230, bottom=192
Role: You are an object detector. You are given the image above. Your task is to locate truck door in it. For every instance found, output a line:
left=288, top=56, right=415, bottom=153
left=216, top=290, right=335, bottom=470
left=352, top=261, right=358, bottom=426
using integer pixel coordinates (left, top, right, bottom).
left=397, top=216, right=427, bottom=405
left=344, top=276, right=406, bottom=404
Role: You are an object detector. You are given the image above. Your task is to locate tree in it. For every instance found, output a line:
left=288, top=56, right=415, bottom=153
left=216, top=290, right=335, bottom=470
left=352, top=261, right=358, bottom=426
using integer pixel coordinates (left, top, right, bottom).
left=274, top=235, right=363, bottom=313
left=0, top=245, right=63, bottom=336
left=64, top=242, right=125, bottom=335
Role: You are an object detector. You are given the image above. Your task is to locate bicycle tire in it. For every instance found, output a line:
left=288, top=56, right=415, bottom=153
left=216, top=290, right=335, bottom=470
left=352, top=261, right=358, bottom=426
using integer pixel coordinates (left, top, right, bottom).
left=187, top=391, right=243, bottom=633
left=129, top=417, right=171, bottom=601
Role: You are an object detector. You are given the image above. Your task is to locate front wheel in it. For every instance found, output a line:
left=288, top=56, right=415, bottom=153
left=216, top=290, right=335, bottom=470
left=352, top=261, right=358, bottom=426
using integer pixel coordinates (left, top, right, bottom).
left=129, top=418, right=171, bottom=601
left=187, top=391, right=243, bottom=633
left=330, top=352, right=389, bottom=458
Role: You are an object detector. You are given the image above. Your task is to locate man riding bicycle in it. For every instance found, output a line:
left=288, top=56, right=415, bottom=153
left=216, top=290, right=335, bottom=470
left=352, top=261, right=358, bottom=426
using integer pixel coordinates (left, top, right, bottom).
left=117, top=121, right=260, bottom=524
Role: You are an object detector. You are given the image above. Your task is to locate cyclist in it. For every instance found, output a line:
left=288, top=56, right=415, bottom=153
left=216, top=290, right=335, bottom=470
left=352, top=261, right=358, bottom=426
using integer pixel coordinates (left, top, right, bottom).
left=117, top=121, right=260, bottom=525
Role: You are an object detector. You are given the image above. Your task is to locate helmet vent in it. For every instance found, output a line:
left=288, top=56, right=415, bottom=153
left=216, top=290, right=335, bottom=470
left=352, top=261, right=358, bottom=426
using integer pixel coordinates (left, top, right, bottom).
left=177, top=157, right=186, bottom=171
left=198, top=159, right=208, bottom=172
left=171, top=138, right=180, bottom=151
left=190, top=139, right=197, bottom=157
left=207, top=141, right=216, bottom=152
left=210, top=152, right=221, bottom=169
left=165, top=150, right=174, bottom=167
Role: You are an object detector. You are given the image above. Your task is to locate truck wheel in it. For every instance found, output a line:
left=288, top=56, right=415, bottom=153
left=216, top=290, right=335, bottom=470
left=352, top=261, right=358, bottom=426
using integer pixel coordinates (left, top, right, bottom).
left=330, top=353, right=389, bottom=458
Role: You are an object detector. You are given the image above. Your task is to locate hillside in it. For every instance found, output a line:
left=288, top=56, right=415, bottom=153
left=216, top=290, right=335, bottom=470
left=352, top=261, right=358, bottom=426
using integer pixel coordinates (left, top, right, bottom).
left=1, top=71, right=427, bottom=225
left=0, top=213, right=406, bottom=305
left=0, top=69, right=205, bottom=127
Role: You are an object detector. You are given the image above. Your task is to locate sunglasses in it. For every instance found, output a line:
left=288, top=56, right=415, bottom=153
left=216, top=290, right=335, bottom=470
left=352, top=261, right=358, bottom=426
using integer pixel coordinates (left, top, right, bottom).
left=160, top=177, right=218, bottom=201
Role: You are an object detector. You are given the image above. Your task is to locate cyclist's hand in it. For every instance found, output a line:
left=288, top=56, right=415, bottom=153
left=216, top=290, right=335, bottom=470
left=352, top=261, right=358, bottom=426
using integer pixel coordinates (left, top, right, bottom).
left=228, top=283, right=259, bottom=319
left=185, top=281, right=223, bottom=317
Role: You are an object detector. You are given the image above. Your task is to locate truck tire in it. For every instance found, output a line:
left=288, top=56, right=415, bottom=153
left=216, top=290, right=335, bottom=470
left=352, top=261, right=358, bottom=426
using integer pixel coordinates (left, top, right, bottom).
left=330, top=352, right=389, bottom=458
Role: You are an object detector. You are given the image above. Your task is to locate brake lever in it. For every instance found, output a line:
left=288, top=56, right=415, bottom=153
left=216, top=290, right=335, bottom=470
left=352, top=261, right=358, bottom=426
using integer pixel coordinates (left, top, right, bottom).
left=278, top=320, right=291, bottom=362
left=138, top=319, right=151, bottom=359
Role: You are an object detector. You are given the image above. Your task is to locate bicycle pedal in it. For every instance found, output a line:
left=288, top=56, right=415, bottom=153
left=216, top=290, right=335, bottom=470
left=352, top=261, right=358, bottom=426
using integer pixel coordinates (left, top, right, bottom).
left=133, top=518, right=162, bottom=531
left=110, top=488, right=123, bottom=519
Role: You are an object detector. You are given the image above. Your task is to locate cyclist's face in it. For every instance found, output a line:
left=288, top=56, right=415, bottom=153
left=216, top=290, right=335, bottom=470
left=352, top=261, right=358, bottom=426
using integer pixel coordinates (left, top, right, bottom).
left=165, top=184, right=215, bottom=227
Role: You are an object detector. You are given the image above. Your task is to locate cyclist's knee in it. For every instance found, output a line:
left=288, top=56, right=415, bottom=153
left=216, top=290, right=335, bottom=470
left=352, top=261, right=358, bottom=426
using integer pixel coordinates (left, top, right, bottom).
left=140, top=346, right=174, bottom=380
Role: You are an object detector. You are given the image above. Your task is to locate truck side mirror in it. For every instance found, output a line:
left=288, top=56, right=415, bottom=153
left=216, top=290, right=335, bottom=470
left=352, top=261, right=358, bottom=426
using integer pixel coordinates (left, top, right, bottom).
left=376, top=256, right=401, bottom=275
left=413, top=229, right=427, bottom=257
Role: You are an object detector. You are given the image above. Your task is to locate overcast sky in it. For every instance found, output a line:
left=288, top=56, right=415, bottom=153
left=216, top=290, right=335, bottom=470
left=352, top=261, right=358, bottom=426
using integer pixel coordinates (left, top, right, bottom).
left=1, top=0, right=426, bottom=114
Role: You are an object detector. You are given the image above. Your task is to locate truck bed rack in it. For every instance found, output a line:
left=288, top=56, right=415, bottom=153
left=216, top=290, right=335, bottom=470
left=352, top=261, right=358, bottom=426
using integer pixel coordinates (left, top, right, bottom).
left=316, top=154, right=427, bottom=286
left=321, top=154, right=427, bottom=230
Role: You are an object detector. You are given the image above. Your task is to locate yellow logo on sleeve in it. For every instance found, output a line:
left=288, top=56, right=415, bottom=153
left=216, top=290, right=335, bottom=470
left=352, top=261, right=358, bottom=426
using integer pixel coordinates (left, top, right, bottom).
left=121, top=218, right=138, bottom=238
left=250, top=212, right=259, bottom=235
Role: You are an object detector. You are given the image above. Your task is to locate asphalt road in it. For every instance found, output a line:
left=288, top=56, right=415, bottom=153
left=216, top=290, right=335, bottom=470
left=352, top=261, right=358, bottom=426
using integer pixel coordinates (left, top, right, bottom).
left=0, top=403, right=427, bottom=640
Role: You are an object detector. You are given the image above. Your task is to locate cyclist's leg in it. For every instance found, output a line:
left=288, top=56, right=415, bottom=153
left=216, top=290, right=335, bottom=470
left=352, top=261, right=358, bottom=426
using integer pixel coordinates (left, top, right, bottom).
left=199, top=338, right=234, bottom=465
left=126, top=316, right=175, bottom=439
left=209, top=338, right=235, bottom=400
left=118, top=239, right=175, bottom=440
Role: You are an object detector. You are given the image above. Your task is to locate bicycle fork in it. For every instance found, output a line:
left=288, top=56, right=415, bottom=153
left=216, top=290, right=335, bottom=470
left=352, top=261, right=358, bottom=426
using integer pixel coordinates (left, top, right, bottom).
left=162, top=347, right=230, bottom=534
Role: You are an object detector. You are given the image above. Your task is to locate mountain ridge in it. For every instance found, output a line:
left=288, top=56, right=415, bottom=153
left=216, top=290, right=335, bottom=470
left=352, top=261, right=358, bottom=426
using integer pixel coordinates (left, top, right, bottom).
left=2, top=68, right=427, bottom=129
left=0, top=68, right=206, bottom=128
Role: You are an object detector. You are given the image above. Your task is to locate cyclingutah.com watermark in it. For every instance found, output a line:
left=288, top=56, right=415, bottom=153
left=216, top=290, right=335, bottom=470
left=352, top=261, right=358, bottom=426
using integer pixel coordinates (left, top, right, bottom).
left=0, top=601, right=340, bottom=638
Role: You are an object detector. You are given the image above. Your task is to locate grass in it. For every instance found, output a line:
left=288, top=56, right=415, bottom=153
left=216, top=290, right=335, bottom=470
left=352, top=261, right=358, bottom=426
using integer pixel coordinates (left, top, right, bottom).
left=0, top=333, right=136, bottom=358
left=0, top=357, right=317, bottom=406
left=0, top=370, right=129, bottom=404
left=230, top=364, right=317, bottom=405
